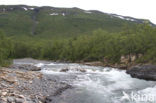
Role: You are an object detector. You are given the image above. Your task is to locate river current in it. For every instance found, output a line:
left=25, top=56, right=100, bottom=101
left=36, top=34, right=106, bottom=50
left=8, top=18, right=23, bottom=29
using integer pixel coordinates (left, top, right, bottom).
left=14, top=59, right=156, bottom=103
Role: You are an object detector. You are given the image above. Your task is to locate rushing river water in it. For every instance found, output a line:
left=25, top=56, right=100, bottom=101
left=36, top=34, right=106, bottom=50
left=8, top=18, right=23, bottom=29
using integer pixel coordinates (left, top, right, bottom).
left=14, top=59, right=156, bottom=103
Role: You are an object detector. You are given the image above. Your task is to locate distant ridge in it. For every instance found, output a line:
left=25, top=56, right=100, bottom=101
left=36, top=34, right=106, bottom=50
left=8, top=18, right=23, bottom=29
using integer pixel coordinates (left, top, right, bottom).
left=0, top=5, right=154, bottom=37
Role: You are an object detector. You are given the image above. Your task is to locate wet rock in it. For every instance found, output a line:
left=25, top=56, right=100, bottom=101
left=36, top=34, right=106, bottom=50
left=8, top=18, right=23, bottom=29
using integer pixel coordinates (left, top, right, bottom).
left=60, top=68, right=69, bottom=72
left=7, top=97, right=15, bottom=103
left=44, top=97, right=52, bottom=103
left=79, top=68, right=86, bottom=72
left=126, top=65, right=156, bottom=81
left=11, top=64, right=41, bottom=71
left=53, top=84, right=72, bottom=96
left=60, top=68, right=86, bottom=73
left=45, top=84, right=72, bottom=103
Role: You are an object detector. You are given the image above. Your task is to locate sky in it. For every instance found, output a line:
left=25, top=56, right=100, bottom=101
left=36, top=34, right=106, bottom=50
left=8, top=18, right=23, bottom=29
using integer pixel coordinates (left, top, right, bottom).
left=0, top=0, right=156, bottom=24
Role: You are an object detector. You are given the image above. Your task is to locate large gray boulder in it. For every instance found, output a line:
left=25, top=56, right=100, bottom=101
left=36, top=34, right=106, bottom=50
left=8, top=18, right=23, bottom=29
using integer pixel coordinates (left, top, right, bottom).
left=126, top=65, right=156, bottom=81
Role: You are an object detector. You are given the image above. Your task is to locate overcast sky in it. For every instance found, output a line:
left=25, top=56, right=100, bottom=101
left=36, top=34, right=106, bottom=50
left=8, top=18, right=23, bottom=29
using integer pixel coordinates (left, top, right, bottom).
left=0, top=0, right=156, bottom=24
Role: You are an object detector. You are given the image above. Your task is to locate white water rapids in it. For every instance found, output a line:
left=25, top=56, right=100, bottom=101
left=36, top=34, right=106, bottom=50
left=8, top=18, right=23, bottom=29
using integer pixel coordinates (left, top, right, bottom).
left=14, top=60, right=156, bottom=103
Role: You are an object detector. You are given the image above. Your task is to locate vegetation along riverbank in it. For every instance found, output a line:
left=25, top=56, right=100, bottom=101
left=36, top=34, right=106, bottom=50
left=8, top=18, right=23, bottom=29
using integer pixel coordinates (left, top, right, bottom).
left=1, top=24, right=156, bottom=68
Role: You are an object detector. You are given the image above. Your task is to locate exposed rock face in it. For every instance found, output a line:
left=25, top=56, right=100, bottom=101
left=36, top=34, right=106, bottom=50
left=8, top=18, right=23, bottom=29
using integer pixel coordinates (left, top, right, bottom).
left=120, top=54, right=143, bottom=64
left=10, top=64, right=41, bottom=71
left=126, top=65, right=156, bottom=81
left=120, top=54, right=137, bottom=64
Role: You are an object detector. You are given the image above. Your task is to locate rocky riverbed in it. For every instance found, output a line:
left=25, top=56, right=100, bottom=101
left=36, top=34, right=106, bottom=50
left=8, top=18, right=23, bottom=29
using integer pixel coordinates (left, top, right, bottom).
left=0, top=64, right=72, bottom=103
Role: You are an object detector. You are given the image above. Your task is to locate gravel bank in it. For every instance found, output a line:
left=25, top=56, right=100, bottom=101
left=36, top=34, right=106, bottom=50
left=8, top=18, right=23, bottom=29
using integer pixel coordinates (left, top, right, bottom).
left=0, top=65, right=72, bottom=103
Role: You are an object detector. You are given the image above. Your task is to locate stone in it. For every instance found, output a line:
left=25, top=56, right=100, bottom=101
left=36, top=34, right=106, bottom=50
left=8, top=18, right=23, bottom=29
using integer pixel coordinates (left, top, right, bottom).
left=79, top=69, right=86, bottom=72
left=60, top=68, right=69, bottom=72
left=7, top=97, right=15, bottom=103
left=127, top=65, right=156, bottom=81
left=39, top=101, right=42, bottom=103
left=27, top=101, right=34, bottom=103
left=1, top=92, right=7, bottom=96
left=18, top=95, right=25, bottom=99
left=15, top=98, right=25, bottom=103
left=0, top=83, right=8, bottom=87
left=29, top=81, right=33, bottom=84
left=4, top=76, right=18, bottom=83
left=1, top=97, right=7, bottom=102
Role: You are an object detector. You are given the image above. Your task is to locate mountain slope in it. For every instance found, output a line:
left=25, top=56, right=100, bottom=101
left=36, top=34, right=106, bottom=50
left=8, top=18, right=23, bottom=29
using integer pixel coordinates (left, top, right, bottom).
left=0, top=5, right=154, bottom=37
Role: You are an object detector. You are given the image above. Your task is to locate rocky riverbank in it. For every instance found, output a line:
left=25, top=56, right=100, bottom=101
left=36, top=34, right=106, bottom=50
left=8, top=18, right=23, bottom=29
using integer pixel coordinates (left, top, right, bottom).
left=127, top=65, right=156, bottom=81
left=0, top=64, right=72, bottom=103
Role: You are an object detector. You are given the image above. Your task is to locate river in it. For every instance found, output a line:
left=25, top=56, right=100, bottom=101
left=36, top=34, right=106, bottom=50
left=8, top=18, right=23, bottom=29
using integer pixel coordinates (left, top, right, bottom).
left=14, top=59, right=156, bottom=103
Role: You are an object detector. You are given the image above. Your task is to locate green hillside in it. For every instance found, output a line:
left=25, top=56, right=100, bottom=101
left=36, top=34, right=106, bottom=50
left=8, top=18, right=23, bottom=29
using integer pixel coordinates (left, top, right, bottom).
left=0, top=5, right=154, bottom=38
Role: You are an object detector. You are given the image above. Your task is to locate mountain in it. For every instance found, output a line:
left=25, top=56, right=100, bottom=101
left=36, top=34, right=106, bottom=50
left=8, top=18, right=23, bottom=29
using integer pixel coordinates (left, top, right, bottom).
left=0, top=5, right=155, bottom=38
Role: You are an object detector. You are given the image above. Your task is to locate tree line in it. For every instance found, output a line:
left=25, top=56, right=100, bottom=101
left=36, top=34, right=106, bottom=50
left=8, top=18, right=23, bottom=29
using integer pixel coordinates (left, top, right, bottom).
left=0, top=24, right=156, bottom=66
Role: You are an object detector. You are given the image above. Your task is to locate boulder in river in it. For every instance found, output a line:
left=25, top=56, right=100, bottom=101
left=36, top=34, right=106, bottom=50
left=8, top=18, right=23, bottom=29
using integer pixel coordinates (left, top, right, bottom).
left=60, top=68, right=69, bottom=72
left=126, top=65, right=156, bottom=81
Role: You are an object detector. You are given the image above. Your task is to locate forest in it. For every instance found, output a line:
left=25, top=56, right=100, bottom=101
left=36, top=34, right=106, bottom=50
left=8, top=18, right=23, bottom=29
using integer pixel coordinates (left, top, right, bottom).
left=0, top=23, right=156, bottom=66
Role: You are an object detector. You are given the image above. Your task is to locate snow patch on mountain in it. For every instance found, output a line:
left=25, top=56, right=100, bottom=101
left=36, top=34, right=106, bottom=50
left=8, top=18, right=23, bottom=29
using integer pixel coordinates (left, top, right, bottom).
left=29, top=8, right=34, bottom=10
left=50, top=13, right=59, bottom=16
left=114, top=15, right=125, bottom=19
left=125, top=18, right=135, bottom=21
left=84, top=11, right=92, bottom=14
left=22, top=7, right=28, bottom=11
left=50, top=13, right=66, bottom=16
left=62, top=13, right=65, bottom=16
left=112, top=14, right=136, bottom=22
